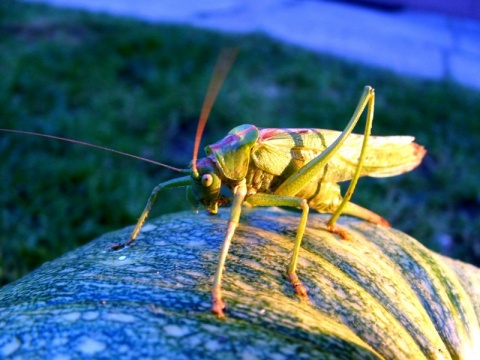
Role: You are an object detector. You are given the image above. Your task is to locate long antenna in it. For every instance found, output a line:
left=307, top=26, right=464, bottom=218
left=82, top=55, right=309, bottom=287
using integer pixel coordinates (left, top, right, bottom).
left=191, top=48, right=238, bottom=177
left=0, top=128, right=187, bottom=173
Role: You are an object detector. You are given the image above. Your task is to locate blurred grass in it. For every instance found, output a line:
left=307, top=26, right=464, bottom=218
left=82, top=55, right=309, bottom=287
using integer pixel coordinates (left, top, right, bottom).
left=1, top=0, right=479, bottom=285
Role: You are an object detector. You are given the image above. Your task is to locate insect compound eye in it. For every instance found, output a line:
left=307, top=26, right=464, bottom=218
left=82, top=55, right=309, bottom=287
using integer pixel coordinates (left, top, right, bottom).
left=201, top=174, right=213, bottom=187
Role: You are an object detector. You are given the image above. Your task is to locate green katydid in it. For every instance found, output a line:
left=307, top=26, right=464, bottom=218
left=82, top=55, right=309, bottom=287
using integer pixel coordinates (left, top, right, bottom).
left=113, top=49, right=426, bottom=317
left=1, top=49, right=426, bottom=318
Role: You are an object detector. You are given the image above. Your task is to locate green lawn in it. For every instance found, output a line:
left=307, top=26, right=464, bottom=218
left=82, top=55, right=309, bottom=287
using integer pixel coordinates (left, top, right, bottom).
left=1, top=0, right=479, bottom=285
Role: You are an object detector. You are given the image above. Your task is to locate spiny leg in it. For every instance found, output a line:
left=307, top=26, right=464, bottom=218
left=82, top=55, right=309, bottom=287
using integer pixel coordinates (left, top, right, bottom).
left=111, top=176, right=191, bottom=250
left=327, top=87, right=375, bottom=238
left=273, top=86, right=376, bottom=239
left=273, top=86, right=375, bottom=198
left=212, top=180, right=247, bottom=318
left=246, top=193, right=310, bottom=299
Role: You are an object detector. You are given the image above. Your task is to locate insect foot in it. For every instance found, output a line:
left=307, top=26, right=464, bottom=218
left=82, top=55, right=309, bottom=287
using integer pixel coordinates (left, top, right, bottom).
left=212, top=288, right=226, bottom=318
left=327, top=224, right=353, bottom=241
left=110, top=243, right=126, bottom=251
left=288, top=272, right=308, bottom=298
left=109, top=237, right=136, bottom=251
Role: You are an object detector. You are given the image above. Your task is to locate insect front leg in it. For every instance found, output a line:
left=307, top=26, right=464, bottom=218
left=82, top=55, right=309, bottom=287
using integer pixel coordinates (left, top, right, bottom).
left=111, top=176, right=191, bottom=250
left=245, top=193, right=310, bottom=300
left=212, top=180, right=247, bottom=318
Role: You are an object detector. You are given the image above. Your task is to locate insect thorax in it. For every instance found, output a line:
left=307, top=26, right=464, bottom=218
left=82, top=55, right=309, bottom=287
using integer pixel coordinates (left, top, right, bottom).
left=243, top=159, right=343, bottom=213
left=244, top=162, right=278, bottom=194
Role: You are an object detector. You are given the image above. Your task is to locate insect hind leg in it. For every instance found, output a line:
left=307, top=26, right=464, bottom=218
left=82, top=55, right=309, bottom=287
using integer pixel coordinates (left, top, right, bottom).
left=309, top=186, right=390, bottom=239
left=326, top=86, right=375, bottom=234
left=325, top=201, right=389, bottom=240
left=342, top=202, right=390, bottom=227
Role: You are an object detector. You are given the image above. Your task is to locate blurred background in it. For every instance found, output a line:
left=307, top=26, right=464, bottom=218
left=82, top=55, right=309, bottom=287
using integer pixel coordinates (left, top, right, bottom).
left=1, top=0, right=479, bottom=285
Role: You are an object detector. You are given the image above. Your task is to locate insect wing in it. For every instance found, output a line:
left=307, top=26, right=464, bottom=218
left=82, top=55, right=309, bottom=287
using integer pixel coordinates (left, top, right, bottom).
left=252, top=128, right=425, bottom=182
left=251, top=128, right=331, bottom=177
left=320, top=130, right=426, bottom=180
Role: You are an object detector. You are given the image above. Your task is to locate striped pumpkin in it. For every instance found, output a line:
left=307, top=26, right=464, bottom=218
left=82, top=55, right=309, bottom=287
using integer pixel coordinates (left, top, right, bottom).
left=0, top=208, right=478, bottom=359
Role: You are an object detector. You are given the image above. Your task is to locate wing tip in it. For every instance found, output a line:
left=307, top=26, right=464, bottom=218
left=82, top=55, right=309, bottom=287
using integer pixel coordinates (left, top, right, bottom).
left=412, top=142, right=427, bottom=165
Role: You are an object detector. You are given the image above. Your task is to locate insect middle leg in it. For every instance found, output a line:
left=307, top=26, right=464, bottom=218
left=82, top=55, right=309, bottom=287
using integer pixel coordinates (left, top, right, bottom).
left=245, top=193, right=310, bottom=298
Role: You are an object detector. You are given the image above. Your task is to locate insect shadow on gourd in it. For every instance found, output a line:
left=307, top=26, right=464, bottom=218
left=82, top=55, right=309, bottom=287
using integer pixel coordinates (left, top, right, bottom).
left=1, top=49, right=426, bottom=318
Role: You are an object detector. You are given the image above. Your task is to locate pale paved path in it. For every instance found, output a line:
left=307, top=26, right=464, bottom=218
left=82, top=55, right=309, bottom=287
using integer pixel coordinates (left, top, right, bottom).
left=29, top=0, right=480, bottom=90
